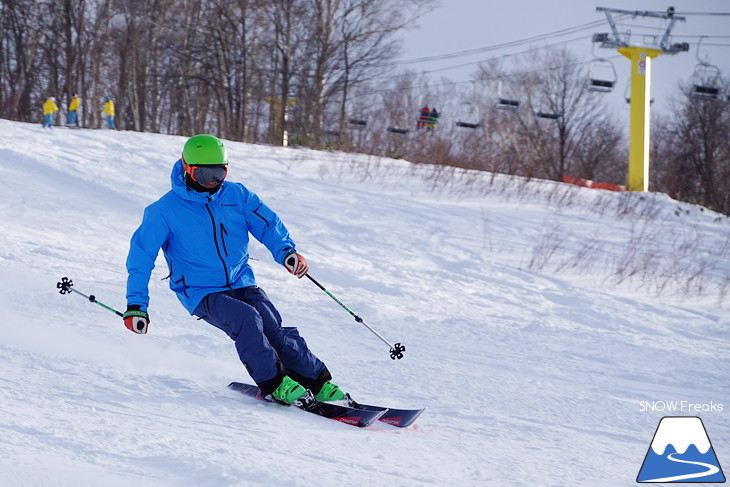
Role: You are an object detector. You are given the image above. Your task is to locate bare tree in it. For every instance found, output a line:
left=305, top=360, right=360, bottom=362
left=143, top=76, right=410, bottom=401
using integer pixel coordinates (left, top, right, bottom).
left=0, top=0, right=55, bottom=121
left=508, top=48, right=624, bottom=182
left=654, top=80, right=730, bottom=214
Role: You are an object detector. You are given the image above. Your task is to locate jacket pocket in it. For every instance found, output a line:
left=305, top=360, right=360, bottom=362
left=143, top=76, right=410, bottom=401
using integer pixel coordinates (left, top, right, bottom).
left=173, top=274, right=190, bottom=298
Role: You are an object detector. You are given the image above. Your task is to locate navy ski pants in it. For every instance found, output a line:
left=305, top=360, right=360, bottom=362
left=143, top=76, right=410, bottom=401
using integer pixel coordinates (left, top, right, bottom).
left=193, top=286, right=326, bottom=394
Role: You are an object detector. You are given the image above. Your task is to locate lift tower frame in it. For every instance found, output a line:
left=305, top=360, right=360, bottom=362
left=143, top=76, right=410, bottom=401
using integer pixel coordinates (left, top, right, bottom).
left=594, top=6, right=689, bottom=192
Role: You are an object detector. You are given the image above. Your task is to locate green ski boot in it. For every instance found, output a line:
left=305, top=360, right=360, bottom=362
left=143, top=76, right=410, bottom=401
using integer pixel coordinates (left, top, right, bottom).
left=314, top=381, right=346, bottom=402
left=271, top=376, right=309, bottom=405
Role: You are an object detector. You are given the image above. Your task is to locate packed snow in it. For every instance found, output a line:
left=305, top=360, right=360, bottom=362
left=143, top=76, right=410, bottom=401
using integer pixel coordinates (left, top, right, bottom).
left=0, top=118, right=728, bottom=486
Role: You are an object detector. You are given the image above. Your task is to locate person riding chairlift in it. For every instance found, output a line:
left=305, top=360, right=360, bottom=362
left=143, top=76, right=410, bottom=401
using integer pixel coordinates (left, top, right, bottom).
left=417, top=105, right=430, bottom=129
left=427, top=107, right=440, bottom=129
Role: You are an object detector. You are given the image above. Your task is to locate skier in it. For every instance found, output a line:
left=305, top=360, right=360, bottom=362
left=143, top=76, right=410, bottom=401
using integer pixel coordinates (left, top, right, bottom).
left=42, top=97, right=58, bottom=128
left=102, top=97, right=115, bottom=129
left=124, top=134, right=347, bottom=407
left=427, top=107, right=440, bottom=129
left=417, top=105, right=430, bottom=129
left=67, top=93, right=80, bottom=127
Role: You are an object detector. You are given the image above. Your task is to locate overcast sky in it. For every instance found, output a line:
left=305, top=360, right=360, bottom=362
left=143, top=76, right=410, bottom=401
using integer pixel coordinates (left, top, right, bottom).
left=397, top=0, right=729, bottom=118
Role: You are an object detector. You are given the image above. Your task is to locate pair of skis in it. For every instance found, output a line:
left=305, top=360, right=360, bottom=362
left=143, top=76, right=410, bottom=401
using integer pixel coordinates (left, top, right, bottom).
left=227, top=382, right=423, bottom=428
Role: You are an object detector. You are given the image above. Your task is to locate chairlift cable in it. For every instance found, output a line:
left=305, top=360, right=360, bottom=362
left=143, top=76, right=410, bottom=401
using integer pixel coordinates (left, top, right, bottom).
left=372, top=34, right=592, bottom=82
left=355, top=54, right=624, bottom=97
left=673, top=35, right=730, bottom=39
left=387, top=18, right=624, bottom=66
left=672, top=11, right=730, bottom=16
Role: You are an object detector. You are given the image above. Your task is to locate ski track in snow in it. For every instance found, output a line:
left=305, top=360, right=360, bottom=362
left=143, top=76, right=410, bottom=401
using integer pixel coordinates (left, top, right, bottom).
left=0, top=119, right=728, bottom=486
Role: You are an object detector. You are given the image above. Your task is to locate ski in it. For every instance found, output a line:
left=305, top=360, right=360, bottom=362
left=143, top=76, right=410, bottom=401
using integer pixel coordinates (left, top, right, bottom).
left=353, top=403, right=425, bottom=428
left=227, top=381, right=424, bottom=428
left=227, top=381, right=385, bottom=428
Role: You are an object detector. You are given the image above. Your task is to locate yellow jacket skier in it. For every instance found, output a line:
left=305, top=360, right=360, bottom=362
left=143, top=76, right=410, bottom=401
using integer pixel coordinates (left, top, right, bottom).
left=42, top=97, right=58, bottom=128
left=102, top=97, right=116, bottom=129
left=67, top=93, right=80, bottom=126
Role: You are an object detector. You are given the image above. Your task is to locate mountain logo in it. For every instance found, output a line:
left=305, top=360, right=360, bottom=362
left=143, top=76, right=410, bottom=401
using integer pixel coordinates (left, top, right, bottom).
left=637, top=416, right=726, bottom=483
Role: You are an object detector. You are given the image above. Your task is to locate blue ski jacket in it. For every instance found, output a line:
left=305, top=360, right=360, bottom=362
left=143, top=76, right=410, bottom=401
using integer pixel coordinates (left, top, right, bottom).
left=126, top=159, right=297, bottom=314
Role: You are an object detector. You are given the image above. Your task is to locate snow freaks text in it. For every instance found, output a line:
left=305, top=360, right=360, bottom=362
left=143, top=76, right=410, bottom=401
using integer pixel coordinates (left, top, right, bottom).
left=639, top=401, right=724, bottom=413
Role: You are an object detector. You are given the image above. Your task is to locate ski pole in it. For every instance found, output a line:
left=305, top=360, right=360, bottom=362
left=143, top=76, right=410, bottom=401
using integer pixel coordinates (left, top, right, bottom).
left=56, top=277, right=123, bottom=317
left=305, top=274, right=405, bottom=360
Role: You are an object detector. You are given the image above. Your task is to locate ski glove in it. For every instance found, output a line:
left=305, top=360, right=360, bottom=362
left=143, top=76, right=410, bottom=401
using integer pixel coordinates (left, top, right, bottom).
left=284, top=252, right=309, bottom=279
left=123, top=306, right=149, bottom=334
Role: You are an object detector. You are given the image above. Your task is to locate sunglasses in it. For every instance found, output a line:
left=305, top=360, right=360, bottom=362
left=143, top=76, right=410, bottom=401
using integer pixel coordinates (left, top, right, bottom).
left=184, top=163, right=228, bottom=185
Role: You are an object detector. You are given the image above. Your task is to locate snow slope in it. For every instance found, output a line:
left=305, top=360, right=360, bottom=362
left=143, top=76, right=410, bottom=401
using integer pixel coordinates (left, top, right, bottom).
left=0, top=118, right=728, bottom=486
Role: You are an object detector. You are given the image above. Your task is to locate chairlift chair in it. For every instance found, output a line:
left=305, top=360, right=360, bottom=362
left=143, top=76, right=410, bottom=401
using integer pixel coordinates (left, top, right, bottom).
left=456, top=120, right=482, bottom=129
left=386, top=108, right=410, bottom=135
left=495, top=80, right=520, bottom=111
left=415, top=94, right=440, bottom=129
left=689, top=63, right=722, bottom=101
left=534, top=111, right=560, bottom=120
left=689, top=37, right=723, bottom=101
left=693, top=85, right=721, bottom=100
left=496, top=98, right=519, bottom=110
left=348, top=118, right=368, bottom=129
left=455, top=100, right=481, bottom=128
left=416, top=105, right=440, bottom=129
left=587, top=58, right=617, bottom=93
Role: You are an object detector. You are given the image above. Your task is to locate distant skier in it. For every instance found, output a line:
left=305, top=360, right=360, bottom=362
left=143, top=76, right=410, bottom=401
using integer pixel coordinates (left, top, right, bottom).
left=428, top=107, right=440, bottom=129
left=417, top=105, right=430, bottom=129
left=67, top=93, right=80, bottom=127
left=42, top=97, right=58, bottom=128
left=124, top=134, right=348, bottom=407
left=101, top=97, right=115, bottom=129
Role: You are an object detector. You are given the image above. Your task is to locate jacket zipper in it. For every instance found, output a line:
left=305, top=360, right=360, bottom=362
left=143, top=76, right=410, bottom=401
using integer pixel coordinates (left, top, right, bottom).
left=220, top=223, right=229, bottom=256
left=205, top=202, right=231, bottom=288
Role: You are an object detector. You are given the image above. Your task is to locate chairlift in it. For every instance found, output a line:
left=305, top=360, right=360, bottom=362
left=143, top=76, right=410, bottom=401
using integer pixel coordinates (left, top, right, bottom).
left=455, top=100, right=481, bottom=129
left=690, top=37, right=723, bottom=101
left=587, top=58, right=617, bottom=93
left=348, top=118, right=368, bottom=129
left=689, top=64, right=722, bottom=101
left=495, top=80, right=520, bottom=111
left=533, top=89, right=561, bottom=119
left=415, top=94, right=441, bottom=129
left=534, top=111, right=560, bottom=120
left=387, top=126, right=409, bottom=135
left=496, top=98, right=519, bottom=110
left=386, top=107, right=410, bottom=135
left=456, top=120, right=482, bottom=129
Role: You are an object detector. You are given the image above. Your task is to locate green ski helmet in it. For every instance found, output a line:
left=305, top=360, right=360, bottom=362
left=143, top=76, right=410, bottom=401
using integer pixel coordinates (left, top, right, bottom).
left=182, top=134, right=228, bottom=166
left=182, top=134, right=229, bottom=186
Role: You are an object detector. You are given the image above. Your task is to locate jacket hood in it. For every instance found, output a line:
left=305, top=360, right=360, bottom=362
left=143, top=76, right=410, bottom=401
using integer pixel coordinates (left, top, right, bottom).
left=170, top=158, right=225, bottom=203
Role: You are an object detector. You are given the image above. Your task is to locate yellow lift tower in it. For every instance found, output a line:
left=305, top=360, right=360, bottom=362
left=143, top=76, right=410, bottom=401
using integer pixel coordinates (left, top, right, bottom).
left=594, top=7, right=689, bottom=192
